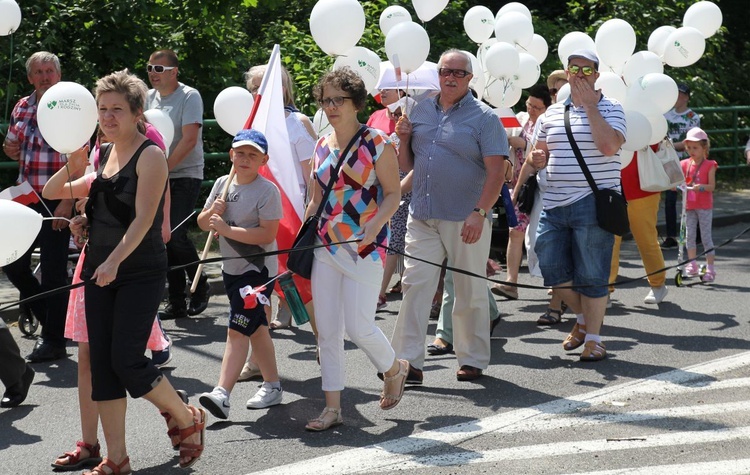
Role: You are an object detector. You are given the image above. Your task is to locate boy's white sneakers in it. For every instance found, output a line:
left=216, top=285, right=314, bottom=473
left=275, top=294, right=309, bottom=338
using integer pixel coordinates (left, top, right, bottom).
left=200, top=387, right=230, bottom=419
left=644, top=285, right=668, bottom=304
left=246, top=382, right=283, bottom=409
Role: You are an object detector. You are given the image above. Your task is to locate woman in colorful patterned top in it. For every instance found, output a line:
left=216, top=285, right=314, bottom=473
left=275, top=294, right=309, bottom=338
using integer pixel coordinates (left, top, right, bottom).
left=304, top=67, right=407, bottom=432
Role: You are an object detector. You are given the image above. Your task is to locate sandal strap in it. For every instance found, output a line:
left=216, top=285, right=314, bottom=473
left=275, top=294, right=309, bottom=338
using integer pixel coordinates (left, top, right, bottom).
left=382, top=360, right=408, bottom=383
left=90, top=456, right=130, bottom=475
left=57, top=440, right=100, bottom=464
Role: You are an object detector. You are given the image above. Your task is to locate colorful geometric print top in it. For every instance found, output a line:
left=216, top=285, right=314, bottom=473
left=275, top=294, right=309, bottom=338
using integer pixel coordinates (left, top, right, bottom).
left=313, top=127, right=393, bottom=264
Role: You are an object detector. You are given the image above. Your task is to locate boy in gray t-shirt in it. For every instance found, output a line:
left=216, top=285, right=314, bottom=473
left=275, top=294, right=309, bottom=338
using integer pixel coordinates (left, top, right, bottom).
left=197, top=129, right=284, bottom=419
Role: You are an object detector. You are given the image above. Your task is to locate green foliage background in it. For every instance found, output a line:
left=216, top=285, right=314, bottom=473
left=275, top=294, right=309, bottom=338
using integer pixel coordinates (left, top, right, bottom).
left=1, top=0, right=747, bottom=185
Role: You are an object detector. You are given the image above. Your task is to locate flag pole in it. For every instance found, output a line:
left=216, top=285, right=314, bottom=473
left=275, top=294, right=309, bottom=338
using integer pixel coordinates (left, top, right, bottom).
left=190, top=45, right=280, bottom=294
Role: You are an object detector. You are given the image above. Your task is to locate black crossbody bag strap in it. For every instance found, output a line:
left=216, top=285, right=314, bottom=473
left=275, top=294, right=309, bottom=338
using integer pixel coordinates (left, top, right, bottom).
left=311, top=125, right=367, bottom=219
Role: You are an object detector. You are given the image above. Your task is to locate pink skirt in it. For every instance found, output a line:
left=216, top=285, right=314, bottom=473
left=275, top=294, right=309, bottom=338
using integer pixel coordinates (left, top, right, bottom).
left=65, top=248, right=168, bottom=351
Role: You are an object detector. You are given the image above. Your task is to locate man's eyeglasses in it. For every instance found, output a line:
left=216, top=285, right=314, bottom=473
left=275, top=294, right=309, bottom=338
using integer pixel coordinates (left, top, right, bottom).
left=147, top=64, right=176, bottom=74
left=318, top=96, right=352, bottom=108
left=438, top=68, right=470, bottom=79
left=567, top=65, right=595, bottom=76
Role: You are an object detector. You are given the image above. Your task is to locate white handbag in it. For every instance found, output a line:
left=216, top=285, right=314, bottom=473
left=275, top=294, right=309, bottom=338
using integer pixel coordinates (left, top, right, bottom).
left=637, top=138, right=685, bottom=192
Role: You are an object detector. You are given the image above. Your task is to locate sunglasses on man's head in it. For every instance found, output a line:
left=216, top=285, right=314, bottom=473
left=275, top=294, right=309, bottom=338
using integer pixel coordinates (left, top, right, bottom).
left=567, top=65, right=595, bottom=76
left=147, top=64, right=176, bottom=73
left=438, top=67, right=470, bottom=79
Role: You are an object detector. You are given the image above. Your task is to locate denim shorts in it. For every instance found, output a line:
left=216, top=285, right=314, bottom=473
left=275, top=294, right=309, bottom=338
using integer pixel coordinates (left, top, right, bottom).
left=223, top=267, right=272, bottom=337
left=535, top=193, right=614, bottom=298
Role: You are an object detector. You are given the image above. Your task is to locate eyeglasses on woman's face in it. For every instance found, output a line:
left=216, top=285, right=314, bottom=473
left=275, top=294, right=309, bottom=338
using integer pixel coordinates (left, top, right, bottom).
left=318, top=96, right=352, bottom=108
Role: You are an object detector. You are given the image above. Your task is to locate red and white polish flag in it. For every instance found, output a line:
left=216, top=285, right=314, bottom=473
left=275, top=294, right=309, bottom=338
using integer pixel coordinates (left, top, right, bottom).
left=0, top=181, right=41, bottom=206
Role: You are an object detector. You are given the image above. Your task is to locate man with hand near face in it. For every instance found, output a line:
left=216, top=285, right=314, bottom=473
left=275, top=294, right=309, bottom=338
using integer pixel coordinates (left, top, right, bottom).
left=390, top=49, right=508, bottom=383
left=2, top=51, right=72, bottom=363
left=528, top=49, right=627, bottom=362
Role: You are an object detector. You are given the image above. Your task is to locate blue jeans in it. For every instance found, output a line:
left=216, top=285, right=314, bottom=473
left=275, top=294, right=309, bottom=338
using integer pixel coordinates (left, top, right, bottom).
left=535, top=194, right=614, bottom=298
left=166, top=177, right=203, bottom=304
left=2, top=199, right=70, bottom=344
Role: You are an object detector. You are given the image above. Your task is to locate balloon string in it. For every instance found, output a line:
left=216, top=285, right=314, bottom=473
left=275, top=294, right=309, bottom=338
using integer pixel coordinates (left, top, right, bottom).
left=4, top=33, right=14, bottom=123
left=42, top=216, right=72, bottom=223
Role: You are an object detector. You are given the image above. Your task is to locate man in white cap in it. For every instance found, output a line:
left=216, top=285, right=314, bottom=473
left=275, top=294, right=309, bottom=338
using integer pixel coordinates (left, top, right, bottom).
left=528, top=49, right=627, bottom=361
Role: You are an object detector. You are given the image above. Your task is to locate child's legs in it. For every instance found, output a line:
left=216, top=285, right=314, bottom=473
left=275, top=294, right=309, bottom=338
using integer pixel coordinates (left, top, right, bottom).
left=217, top=329, right=250, bottom=394
left=685, top=210, right=699, bottom=260
left=696, top=208, right=715, bottom=264
left=249, top=325, right=278, bottom=382
left=77, top=342, right=100, bottom=445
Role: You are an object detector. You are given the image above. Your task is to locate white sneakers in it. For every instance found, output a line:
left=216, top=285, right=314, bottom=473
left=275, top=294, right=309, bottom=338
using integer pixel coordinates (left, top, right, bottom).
left=246, top=382, right=283, bottom=409
left=199, top=387, right=231, bottom=420
left=644, top=285, right=668, bottom=304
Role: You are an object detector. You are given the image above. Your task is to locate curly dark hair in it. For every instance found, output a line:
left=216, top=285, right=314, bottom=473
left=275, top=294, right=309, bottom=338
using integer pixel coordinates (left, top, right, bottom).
left=528, top=84, right=552, bottom=108
left=313, top=67, right=367, bottom=111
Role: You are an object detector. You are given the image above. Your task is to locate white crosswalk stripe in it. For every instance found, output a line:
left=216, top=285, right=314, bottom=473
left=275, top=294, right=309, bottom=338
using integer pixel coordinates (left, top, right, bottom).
left=248, top=351, right=750, bottom=474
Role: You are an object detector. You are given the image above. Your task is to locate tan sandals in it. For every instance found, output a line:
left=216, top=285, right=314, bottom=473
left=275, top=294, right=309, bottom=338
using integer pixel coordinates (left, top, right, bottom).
left=580, top=341, right=607, bottom=361
left=380, top=359, right=409, bottom=410
left=305, top=407, right=343, bottom=432
left=562, top=323, right=587, bottom=351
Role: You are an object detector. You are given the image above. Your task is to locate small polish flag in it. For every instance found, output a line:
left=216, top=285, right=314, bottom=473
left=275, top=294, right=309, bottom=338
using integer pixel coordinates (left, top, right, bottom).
left=240, top=284, right=270, bottom=309
left=392, top=54, right=402, bottom=82
left=493, top=107, right=522, bottom=128
left=0, top=181, right=40, bottom=206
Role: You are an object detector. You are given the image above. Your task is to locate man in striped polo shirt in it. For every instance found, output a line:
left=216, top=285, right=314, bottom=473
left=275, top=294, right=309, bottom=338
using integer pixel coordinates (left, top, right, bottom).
left=390, top=49, right=509, bottom=382
left=530, top=49, right=627, bottom=362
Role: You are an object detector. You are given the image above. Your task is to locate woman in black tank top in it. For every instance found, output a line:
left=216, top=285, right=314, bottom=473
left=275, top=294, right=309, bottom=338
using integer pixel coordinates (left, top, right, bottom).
left=42, top=70, right=206, bottom=472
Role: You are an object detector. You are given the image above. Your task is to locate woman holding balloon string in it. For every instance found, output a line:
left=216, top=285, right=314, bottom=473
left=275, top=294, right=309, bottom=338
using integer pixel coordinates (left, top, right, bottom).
left=43, top=69, right=205, bottom=473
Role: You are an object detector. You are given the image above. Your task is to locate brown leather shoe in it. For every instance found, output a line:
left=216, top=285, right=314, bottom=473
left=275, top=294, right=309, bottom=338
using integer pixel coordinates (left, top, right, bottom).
left=456, top=365, right=483, bottom=381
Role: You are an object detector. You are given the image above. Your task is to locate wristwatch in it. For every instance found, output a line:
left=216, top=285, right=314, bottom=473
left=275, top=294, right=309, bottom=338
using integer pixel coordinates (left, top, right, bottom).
left=473, top=207, right=487, bottom=217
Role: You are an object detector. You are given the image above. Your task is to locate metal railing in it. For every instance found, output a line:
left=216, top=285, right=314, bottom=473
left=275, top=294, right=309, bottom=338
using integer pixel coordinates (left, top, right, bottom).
left=3, top=107, right=750, bottom=181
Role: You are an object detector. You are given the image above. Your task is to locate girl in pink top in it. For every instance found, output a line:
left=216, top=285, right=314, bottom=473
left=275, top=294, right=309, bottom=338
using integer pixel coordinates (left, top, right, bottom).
left=680, top=127, right=718, bottom=282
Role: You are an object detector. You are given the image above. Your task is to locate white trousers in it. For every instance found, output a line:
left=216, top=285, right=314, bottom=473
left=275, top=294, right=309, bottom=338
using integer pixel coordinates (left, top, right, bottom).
left=311, top=257, right=395, bottom=392
left=391, top=217, right=491, bottom=371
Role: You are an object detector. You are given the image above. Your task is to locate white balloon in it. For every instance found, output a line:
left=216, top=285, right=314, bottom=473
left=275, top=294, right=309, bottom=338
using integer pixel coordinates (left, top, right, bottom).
left=622, top=110, right=653, bottom=152
left=483, top=75, right=522, bottom=108
left=309, top=0, right=365, bottom=56
left=494, top=11, right=534, bottom=48
left=0, top=200, right=42, bottom=266
left=521, top=34, right=548, bottom=65
left=334, top=46, right=381, bottom=93
left=212, top=87, right=254, bottom=137
left=143, top=109, right=175, bottom=152
left=598, top=60, right=623, bottom=77
left=36, top=82, right=98, bottom=154
left=663, top=27, right=706, bottom=68
left=647, top=114, right=668, bottom=145
left=313, top=109, right=332, bottom=137
left=647, top=25, right=676, bottom=59
left=558, top=32, right=595, bottom=68
left=683, top=1, right=723, bottom=39
left=385, top=22, right=430, bottom=74
left=595, top=19, right=636, bottom=72
left=596, top=72, right=627, bottom=103
left=555, top=83, right=571, bottom=104
left=495, top=2, right=532, bottom=21
left=0, top=0, right=21, bottom=36
left=484, top=42, right=520, bottom=80
left=625, top=73, right=678, bottom=116
left=463, top=6, right=495, bottom=44
left=412, top=0, right=448, bottom=22
left=477, top=38, right=498, bottom=70
left=463, top=51, right=485, bottom=98
left=622, top=51, right=664, bottom=87
left=514, top=53, right=540, bottom=89
left=379, top=5, right=411, bottom=37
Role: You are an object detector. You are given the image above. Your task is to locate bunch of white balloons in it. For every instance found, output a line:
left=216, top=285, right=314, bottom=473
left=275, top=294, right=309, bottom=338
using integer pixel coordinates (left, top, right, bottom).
left=465, top=3, right=548, bottom=109
left=552, top=1, right=722, bottom=159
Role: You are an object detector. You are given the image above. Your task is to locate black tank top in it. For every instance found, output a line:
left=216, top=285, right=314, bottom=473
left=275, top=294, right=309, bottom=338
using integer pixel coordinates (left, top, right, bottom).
left=82, top=140, right=167, bottom=281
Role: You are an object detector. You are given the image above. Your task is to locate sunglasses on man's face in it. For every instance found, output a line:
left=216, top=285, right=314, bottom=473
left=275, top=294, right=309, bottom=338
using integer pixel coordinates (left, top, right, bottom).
left=567, top=65, right=595, bottom=76
left=147, top=64, right=176, bottom=74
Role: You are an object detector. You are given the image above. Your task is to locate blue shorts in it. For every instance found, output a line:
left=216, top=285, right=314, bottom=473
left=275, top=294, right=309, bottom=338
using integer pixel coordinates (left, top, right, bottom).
left=223, top=267, right=272, bottom=337
left=535, top=193, right=614, bottom=298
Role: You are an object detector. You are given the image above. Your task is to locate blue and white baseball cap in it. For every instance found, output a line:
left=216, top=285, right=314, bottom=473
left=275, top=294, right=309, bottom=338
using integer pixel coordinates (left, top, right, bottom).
left=232, top=129, right=268, bottom=154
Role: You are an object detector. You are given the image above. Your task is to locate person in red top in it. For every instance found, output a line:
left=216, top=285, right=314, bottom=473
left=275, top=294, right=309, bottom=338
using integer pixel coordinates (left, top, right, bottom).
left=680, top=127, right=718, bottom=282
left=608, top=146, right=669, bottom=305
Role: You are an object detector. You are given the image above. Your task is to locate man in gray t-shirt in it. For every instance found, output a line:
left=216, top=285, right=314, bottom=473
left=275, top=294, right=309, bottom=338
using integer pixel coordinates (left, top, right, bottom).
left=147, top=49, right=209, bottom=319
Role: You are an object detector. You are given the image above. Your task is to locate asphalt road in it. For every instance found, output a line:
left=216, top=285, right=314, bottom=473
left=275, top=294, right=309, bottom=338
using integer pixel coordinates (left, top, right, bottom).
left=1, top=220, right=749, bottom=475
